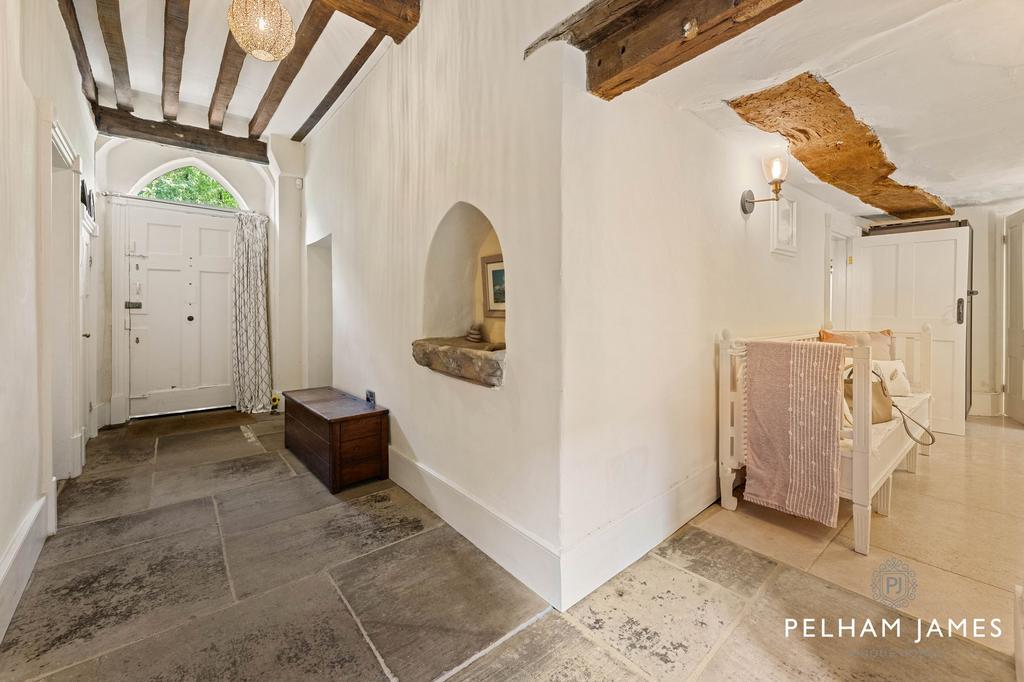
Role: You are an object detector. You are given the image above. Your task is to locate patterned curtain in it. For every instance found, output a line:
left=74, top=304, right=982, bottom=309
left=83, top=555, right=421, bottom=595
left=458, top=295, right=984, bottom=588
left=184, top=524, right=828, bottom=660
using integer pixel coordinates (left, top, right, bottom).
left=231, top=211, right=273, bottom=413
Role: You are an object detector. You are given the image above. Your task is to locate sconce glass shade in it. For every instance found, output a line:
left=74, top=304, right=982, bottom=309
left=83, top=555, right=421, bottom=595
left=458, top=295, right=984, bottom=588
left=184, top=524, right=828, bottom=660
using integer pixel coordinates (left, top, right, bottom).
left=228, top=0, right=296, bottom=62
left=762, top=155, right=789, bottom=183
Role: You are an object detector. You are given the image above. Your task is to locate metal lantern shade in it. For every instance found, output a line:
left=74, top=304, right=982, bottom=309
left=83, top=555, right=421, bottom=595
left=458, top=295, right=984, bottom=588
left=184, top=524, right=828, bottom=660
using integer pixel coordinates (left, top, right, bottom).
left=228, top=0, right=296, bottom=62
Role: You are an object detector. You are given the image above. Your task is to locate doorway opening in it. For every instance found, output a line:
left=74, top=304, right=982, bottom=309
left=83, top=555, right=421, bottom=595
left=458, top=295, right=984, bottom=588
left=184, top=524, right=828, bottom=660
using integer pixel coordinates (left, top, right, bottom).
left=305, top=235, right=333, bottom=388
left=122, top=198, right=238, bottom=417
left=828, top=233, right=850, bottom=328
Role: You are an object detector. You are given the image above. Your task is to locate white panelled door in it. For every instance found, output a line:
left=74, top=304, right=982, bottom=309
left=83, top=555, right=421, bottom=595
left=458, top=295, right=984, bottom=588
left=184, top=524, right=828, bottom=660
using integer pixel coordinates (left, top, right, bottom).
left=128, top=203, right=236, bottom=417
left=1007, top=211, right=1024, bottom=425
left=852, top=226, right=971, bottom=435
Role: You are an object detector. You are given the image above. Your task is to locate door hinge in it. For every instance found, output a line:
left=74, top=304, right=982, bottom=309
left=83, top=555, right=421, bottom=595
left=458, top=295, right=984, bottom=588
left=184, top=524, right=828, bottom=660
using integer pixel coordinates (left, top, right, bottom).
left=88, top=401, right=93, bottom=412
left=1003, top=235, right=1008, bottom=244
left=848, top=256, right=854, bottom=265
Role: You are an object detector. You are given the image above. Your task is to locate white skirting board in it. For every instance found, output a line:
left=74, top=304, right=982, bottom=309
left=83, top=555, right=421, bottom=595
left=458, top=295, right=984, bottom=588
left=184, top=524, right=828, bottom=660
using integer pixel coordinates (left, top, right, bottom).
left=558, top=462, right=719, bottom=609
left=969, top=392, right=1004, bottom=418
left=0, top=497, right=48, bottom=641
left=388, top=447, right=562, bottom=608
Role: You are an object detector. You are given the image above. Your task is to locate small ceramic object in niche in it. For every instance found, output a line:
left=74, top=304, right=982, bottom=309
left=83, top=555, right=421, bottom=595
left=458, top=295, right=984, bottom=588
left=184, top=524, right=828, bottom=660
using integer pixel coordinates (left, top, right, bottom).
left=465, top=324, right=483, bottom=343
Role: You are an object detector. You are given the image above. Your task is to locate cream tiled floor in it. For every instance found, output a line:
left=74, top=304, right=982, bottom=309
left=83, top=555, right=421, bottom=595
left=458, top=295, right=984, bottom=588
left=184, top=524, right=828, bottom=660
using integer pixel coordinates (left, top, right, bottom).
left=694, top=417, right=1023, bottom=657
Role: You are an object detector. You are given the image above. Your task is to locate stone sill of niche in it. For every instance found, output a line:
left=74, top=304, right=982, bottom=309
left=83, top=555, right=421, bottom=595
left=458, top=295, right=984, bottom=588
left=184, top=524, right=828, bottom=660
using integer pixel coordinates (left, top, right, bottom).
left=411, top=337, right=507, bottom=388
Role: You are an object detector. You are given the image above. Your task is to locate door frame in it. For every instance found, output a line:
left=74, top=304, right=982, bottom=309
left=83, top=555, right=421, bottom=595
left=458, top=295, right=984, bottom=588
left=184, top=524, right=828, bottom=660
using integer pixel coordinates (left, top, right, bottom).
left=1006, top=209, right=1024, bottom=423
left=824, top=214, right=861, bottom=327
left=36, top=101, right=83, bottom=531
left=109, top=194, right=240, bottom=424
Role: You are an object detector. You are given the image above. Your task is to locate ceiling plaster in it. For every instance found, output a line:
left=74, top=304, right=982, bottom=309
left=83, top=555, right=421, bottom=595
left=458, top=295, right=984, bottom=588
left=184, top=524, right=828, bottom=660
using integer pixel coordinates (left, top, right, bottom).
left=638, top=0, right=1024, bottom=215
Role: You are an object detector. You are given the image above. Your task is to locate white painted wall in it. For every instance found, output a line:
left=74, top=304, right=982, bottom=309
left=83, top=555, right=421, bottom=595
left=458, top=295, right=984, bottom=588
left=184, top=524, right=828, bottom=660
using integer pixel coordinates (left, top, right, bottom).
left=299, top=0, right=868, bottom=608
left=0, top=1, right=46, bottom=637
left=303, top=0, right=570, bottom=604
left=305, top=235, right=333, bottom=387
left=1, top=0, right=99, bottom=638
left=557, top=63, right=860, bottom=605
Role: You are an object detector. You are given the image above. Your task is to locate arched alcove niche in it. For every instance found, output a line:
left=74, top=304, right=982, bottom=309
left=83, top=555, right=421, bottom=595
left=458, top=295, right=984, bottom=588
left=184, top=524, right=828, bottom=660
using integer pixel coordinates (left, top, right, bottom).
left=415, top=202, right=507, bottom=387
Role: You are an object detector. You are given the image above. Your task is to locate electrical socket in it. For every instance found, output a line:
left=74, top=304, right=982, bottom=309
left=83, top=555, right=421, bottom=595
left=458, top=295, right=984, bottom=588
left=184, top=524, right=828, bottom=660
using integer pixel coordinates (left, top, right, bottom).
left=365, top=390, right=376, bottom=406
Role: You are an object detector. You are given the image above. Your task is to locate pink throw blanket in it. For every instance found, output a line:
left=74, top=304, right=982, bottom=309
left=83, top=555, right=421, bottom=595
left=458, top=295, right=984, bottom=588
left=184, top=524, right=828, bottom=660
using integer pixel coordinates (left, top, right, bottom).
left=742, top=340, right=845, bottom=527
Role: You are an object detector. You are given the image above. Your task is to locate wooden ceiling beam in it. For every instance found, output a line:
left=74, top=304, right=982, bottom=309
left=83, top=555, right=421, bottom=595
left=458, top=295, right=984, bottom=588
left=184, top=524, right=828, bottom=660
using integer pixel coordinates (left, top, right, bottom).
left=96, top=0, right=134, bottom=111
left=209, top=33, right=247, bottom=131
left=529, top=0, right=802, bottom=100
left=292, top=29, right=386, bottom=142
left=57, top=0, right=98, bottom=104
left=248, top=0, right=335, bottom=139
left=729, top=73, right=952, bottom=219
left=320, top=0, right=419, bottom=43
left=162, top=0, right=191, bottom=121
left=95, top=106, right=269, bottom=164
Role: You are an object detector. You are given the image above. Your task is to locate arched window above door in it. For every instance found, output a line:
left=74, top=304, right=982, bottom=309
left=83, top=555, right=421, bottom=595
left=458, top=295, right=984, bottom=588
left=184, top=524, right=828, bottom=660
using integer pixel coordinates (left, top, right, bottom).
left=137, top=165, right=240, bottom=209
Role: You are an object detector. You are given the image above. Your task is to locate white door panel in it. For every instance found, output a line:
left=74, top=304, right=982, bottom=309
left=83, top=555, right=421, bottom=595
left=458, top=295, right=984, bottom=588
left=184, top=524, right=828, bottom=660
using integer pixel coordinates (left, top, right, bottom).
left=128, top=204, right=236, bottom=417
left=852, top=226, right=970, bottom=435
left=1007, top=212, right=1024, bottom=424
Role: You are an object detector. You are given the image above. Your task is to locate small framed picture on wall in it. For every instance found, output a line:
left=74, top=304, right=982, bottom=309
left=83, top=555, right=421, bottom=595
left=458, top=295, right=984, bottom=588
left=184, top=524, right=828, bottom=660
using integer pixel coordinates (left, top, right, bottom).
left=771, top=196, right=798, bottom=256
left=481, top=254, right=505, bottom=318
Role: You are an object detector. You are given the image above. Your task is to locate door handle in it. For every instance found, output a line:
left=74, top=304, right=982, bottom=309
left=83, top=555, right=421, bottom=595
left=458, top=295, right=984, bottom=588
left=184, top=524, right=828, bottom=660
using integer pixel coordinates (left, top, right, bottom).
left=957, top=298, right=965, bottom=324
left=82, top=333, right=91, bottom=338
left=187, top=315, right=195, bottom=322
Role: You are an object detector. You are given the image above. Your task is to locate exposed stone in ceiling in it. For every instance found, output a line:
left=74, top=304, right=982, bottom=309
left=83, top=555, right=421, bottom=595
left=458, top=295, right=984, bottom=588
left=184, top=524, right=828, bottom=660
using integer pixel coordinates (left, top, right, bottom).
left=728, top=72, right=953, bottom=219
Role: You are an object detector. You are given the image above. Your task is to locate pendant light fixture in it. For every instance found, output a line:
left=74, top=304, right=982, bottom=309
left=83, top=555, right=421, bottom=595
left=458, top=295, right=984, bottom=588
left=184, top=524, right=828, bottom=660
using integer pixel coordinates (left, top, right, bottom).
left=227, top=0, right=296, bottom=62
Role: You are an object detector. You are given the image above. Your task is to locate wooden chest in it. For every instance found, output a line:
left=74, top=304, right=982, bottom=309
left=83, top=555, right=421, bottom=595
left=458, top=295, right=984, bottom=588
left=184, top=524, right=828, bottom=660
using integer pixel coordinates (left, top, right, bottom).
left=283, top=387, right=389, bottom=494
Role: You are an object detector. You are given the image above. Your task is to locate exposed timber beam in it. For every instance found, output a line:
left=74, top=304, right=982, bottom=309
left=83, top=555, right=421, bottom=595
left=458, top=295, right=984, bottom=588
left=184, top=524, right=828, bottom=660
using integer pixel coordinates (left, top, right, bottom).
left=293, top=29, right=386, bottom=142
left=729, top=73, right=952, bottom=220
left=528, top=0, right=803, bottom=101
left=320, top=0, right=419, bottom=43
left=94, top=106, right=269, bottom=164
left=162, top=0, right=191, bottom=120
left=248, top=0, right=334, bottom=139
left=209, top=33, right=247, bottom=131
left=57, top=0, right=98, bottom=104
left=96, top=0, right=134, bottom=111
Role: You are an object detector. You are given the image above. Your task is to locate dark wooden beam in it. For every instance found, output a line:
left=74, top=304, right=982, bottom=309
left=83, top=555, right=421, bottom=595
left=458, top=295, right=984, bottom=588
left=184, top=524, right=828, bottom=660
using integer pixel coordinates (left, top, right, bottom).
left=529, top=0, right=803, bottom=101
left=96, top=0, right=134, bottom=111
left=94, top=106, right=269, bottom=164
left=320, top=0, right=419, bottom=43
left=248, top=0, right=335, bottom=138
left=162, top=0, right=190, bottom=120
left=209, top=33, right=247, bottom=131
left=57, top=0, right=98, bottom=104
left=292, top=29, right=385, bottom=142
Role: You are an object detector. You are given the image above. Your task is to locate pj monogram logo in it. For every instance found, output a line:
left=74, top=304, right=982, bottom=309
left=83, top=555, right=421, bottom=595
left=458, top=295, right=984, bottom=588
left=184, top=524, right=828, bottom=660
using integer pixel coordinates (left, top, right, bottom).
left=871, top=558, right=918, bottom=608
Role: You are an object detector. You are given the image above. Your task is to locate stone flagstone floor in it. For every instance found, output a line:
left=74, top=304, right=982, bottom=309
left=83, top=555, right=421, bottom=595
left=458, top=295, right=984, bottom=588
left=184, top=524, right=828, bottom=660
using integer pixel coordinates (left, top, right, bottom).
left=0, top=410, right=1015, bottom=680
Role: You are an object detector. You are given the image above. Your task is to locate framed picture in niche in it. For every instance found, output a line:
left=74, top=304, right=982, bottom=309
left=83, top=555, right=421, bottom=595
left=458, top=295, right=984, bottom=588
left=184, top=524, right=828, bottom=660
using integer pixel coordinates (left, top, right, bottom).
left=771, top=196, right=798, bottom=256
left=481, top=254, right=505, bottom=318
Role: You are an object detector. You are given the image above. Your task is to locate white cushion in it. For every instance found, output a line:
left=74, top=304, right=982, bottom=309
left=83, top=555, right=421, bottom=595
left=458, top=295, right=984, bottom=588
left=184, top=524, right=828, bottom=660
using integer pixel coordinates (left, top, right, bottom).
left=873, top=359, right=912, bottom=397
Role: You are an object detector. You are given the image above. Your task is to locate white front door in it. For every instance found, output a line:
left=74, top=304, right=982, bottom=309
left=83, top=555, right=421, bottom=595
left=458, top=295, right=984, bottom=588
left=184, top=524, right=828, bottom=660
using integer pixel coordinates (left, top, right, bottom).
left=1007, top=211, right=1024, bottom=424
left=852, top=226, right=971, bottom=435
left=128, top=203, right=236, bottom=417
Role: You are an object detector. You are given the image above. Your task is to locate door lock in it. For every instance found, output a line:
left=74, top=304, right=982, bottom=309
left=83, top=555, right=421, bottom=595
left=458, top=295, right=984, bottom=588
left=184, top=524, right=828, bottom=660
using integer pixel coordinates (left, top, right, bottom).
left=187, top=315, right=195, bottom=322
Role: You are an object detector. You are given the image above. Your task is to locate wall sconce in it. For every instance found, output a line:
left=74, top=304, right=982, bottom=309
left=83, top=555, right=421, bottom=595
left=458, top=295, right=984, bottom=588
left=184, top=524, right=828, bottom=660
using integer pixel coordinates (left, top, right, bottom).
left=740, top=155, right=789, bottom=215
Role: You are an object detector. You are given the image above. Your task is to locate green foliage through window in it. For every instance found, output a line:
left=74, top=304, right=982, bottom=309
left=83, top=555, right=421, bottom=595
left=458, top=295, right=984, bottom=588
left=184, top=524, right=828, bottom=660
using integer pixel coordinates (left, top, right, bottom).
left=138, top=166, right=239, bottom=209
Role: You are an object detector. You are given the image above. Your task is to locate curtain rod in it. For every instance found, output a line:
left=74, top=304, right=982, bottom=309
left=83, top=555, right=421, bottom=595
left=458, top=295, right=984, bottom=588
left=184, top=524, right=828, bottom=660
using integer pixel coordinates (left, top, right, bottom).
left=100, top=192, right=242, bottom=215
